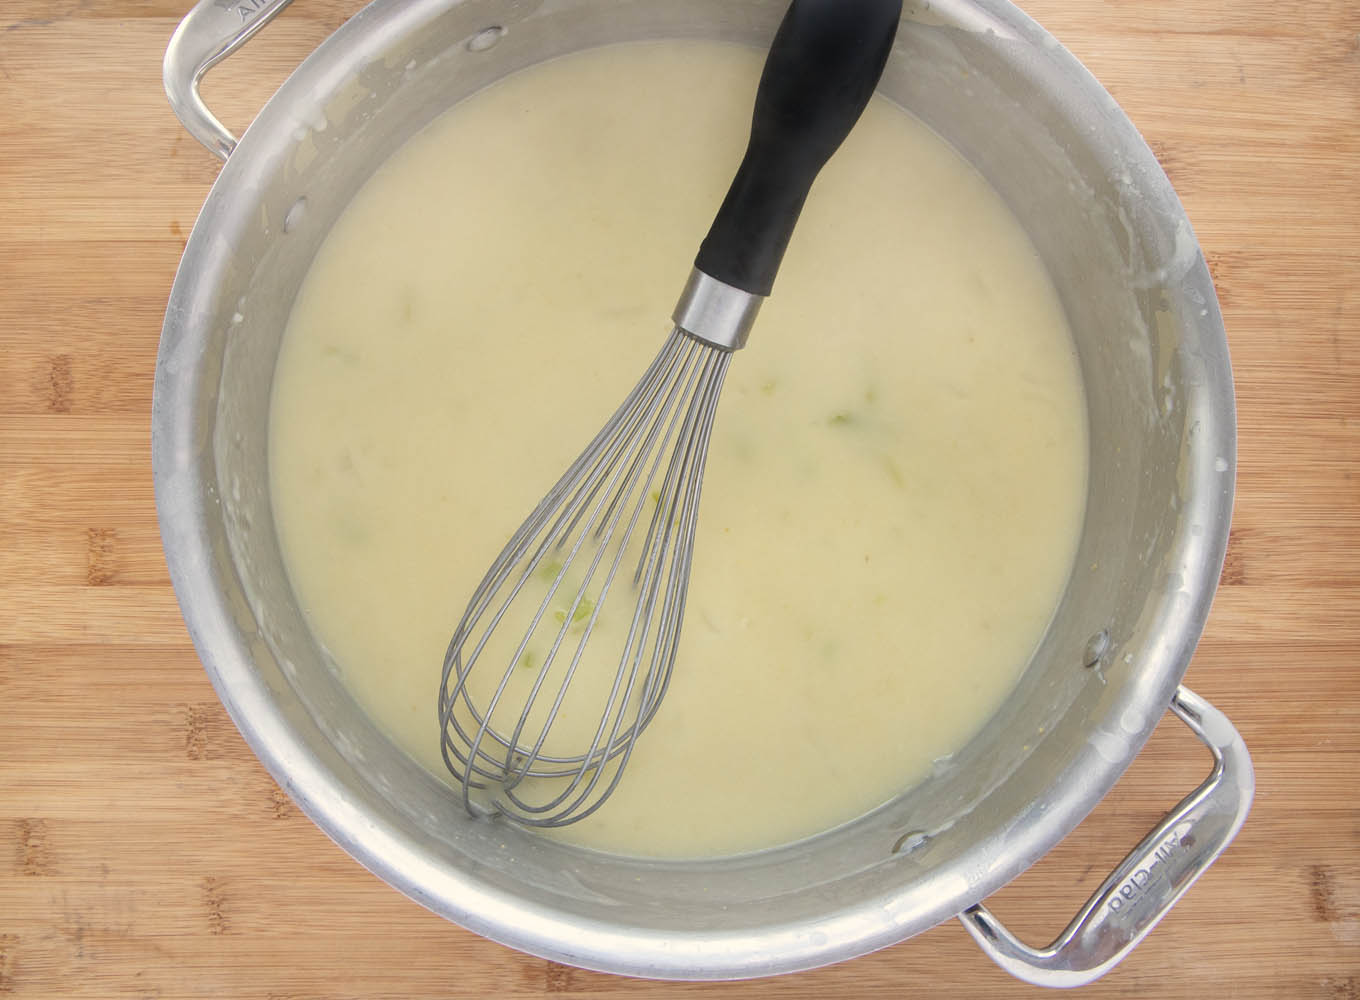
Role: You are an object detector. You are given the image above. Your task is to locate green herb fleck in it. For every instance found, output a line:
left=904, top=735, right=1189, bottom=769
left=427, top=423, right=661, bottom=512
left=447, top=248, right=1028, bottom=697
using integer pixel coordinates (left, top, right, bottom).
left=881, top=455, right=906, bottom=487
left=554, top=597, right=594, bottom=630
left=828, top=411, right=856, bottom=427
left=320, top=344, right=360, bottom=365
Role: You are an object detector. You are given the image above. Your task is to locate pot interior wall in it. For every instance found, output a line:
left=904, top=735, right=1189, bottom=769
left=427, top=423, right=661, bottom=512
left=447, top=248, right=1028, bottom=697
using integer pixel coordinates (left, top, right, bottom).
left=180, top=0, right=1231, bottom=963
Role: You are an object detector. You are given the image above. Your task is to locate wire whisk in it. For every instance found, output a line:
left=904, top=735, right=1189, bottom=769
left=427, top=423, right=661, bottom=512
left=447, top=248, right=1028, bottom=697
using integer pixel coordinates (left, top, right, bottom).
left=438, top=0, right=902, bottom=826
left=439, top=329, right=730, bottom=826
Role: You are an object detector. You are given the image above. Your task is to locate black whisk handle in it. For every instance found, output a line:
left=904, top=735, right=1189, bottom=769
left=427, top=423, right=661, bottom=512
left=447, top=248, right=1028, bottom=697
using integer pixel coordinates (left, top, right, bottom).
left=693, top=0, right=902, bottom=297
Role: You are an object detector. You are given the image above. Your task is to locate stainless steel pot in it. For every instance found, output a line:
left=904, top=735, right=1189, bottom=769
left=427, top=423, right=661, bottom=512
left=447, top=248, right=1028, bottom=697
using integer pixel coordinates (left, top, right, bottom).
left=155, top=0, right=1252, bottom=986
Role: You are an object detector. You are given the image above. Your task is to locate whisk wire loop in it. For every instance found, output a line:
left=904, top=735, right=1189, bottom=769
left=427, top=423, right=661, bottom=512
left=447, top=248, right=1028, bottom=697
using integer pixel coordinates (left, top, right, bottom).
left=438, top=328, right=731, bottom=826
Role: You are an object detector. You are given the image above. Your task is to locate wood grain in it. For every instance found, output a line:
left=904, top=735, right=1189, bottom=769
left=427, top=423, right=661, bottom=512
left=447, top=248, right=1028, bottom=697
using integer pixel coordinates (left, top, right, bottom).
left=1, top=1, right=1357, bottom=997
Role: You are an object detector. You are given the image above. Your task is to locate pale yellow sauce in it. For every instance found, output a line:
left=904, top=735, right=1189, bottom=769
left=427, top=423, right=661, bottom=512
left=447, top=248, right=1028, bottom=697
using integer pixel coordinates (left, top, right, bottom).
left=269, top=41, right=1088, bottom=858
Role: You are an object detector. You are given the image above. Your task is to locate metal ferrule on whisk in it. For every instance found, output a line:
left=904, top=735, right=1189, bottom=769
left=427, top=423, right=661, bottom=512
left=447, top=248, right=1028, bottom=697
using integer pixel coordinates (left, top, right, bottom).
left=672, top=269, right=763, bottom=351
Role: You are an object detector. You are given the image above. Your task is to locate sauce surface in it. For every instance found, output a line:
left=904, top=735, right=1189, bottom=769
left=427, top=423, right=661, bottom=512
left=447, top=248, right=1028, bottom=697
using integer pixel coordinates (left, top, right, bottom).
left=269, top=41, right=1088, bottom=857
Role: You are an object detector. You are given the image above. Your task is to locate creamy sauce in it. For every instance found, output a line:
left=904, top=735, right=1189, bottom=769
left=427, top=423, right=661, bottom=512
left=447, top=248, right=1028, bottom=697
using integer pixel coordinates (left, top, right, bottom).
left=269, top=41, right=1088, bottom=858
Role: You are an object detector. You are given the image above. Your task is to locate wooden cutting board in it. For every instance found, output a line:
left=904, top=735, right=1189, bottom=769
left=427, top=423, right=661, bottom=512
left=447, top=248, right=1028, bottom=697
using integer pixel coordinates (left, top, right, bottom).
left=1, top=1, right=1356, bottom=996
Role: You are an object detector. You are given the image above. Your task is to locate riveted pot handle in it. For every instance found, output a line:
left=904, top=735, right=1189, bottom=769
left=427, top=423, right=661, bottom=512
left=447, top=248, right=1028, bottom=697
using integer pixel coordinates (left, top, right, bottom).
left=960, top=686, right=1254, bottom=988
left=164, top=0, right=296, bottom=161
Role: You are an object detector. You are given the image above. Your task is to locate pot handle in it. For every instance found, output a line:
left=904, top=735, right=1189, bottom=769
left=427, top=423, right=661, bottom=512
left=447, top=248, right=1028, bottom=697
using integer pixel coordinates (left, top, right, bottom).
left=959, top=686, right=1253, bottom=988
left=164, top=0, right=296, bottom=161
